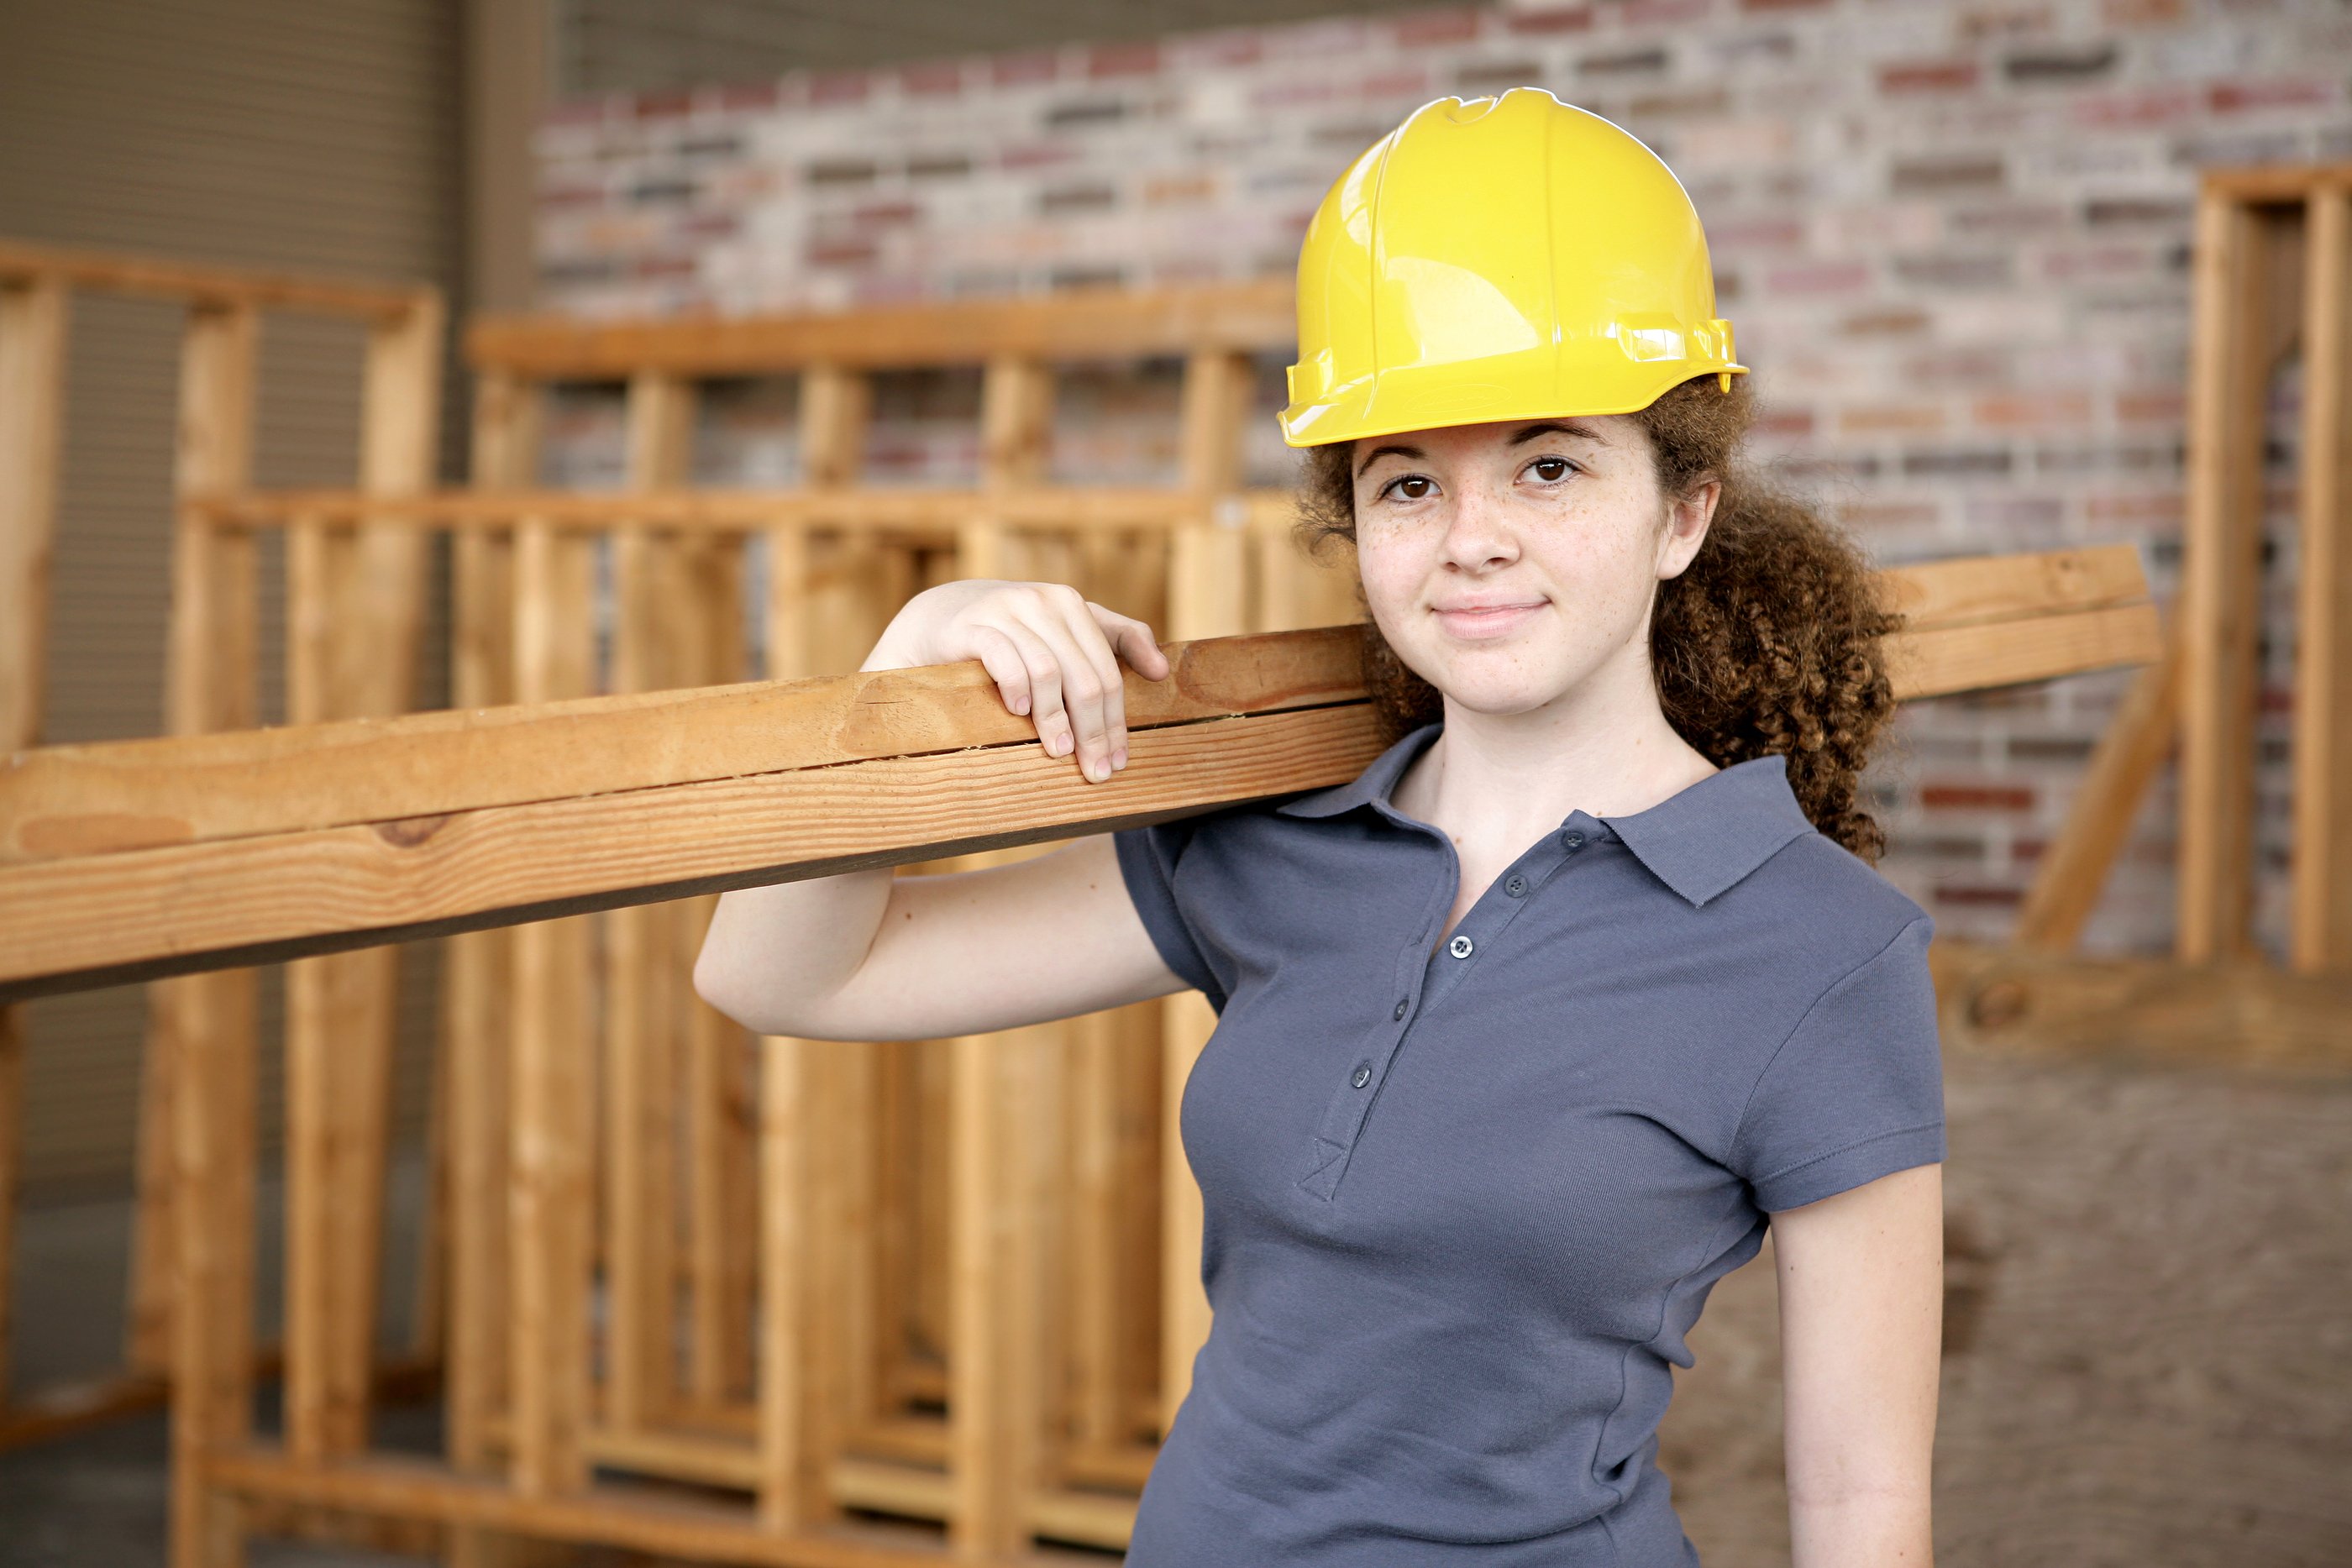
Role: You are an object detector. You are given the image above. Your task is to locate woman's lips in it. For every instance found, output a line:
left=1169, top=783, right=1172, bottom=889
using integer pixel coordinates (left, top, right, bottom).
left=1433, top=601, right=1545, bottom=638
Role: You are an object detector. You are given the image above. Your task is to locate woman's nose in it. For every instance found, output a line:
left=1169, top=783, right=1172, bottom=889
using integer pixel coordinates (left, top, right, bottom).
left=1439, top=483, right=1519, bottom=569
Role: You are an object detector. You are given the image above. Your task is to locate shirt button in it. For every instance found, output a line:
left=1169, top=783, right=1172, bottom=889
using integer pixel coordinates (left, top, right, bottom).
left=1447, top=934, right=1474, bottom=959
left=1562, top=831, right=1586, bottom=851
left=1504, top=873, right=1528, bottom=898
left=1393, top=999, right=1409, bottom=1021
left=1352, top=1062, right=1373, bottom=1089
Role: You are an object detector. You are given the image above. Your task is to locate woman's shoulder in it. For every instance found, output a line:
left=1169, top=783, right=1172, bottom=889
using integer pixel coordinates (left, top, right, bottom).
left=1744, top=825, right=1935, bottom=965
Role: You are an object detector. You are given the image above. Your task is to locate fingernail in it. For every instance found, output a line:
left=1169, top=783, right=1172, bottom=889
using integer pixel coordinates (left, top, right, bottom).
left=1012, top=696, right=1029, bottom=715
left=1086, top=758, right=1109, bottom=783
left=1052, top=732, right=1072, bottom=756
left=1112, top=748, right=1127, bottom=769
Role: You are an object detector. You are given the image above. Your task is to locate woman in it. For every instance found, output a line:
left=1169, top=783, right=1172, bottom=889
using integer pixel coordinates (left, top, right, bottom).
left=697, top=88, right=1942, bottom=1567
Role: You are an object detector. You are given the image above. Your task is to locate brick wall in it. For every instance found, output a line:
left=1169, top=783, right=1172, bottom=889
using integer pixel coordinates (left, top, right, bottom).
left=531, top=0, right=2352, bottom=957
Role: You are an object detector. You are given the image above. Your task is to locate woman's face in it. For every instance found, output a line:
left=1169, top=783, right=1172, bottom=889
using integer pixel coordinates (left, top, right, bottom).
left=1349, top=415, right=1717, bottom=718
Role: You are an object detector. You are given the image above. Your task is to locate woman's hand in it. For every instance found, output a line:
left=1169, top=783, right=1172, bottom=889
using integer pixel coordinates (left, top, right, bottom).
left=862, top=579, right=1173, bottom=784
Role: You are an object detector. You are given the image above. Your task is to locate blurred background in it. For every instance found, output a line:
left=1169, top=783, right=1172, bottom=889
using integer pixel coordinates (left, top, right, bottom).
left=2, top=2, right=2349, bottom=1565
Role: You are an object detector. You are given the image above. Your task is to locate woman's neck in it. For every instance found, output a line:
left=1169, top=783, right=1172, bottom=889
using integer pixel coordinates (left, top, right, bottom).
left=1389, top=654, right=1718, bottom=848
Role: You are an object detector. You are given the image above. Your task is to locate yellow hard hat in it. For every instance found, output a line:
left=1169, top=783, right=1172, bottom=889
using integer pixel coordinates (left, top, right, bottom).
left=1279, top=87, right=1745, bottom=448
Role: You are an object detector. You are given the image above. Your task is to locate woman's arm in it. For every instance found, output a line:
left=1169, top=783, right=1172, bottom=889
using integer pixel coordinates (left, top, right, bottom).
left=1772, top=1161, right=1944, bottom=1568
left=694, top=579, right=1188, bottom=1040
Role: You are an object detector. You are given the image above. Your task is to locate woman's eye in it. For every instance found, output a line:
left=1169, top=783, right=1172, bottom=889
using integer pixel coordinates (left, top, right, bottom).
left=1382, top=475, right=1436, bottom=501
left=1528, top=456, right=1572, bottom=482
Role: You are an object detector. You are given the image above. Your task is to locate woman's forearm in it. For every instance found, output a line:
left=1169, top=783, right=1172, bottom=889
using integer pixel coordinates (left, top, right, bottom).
left=1788, top=1483, right=1932, bottom=1567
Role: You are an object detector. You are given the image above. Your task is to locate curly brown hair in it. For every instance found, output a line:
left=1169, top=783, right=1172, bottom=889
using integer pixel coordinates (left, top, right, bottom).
left=1293, top=375, right=1903, bottom=862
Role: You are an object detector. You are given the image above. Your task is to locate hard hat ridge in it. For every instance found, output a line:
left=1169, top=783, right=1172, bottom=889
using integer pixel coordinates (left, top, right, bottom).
left=1279, top=86, right=1746, bottom=448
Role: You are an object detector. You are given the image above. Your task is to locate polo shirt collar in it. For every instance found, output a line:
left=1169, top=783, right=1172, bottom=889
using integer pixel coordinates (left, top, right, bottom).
left=1274, top=721, right=1816, bottom=908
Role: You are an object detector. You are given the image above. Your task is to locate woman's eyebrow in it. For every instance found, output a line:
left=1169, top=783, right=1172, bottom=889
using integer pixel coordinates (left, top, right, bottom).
left=1509, top=420, right=1606, bottom=446
left=1355, top=442, right=1426, bottom=479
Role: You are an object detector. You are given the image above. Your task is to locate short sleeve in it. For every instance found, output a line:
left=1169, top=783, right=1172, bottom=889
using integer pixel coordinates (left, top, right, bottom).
left=1112, top=821, right=1228, bottom=1012
left=1729, top=914, right=1945, bottom=1213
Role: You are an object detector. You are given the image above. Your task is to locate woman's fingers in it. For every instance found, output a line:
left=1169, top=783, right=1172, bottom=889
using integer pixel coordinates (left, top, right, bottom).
left=955, top=584, right=1171, bottom=784
left=989, top=615, right=1074, bottom=759
left=1015, top=593, right=1118, bottom=780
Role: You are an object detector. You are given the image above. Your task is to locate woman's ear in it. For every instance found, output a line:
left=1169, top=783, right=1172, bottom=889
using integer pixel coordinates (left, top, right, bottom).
left=1658, top=477, right=1720, bottom=580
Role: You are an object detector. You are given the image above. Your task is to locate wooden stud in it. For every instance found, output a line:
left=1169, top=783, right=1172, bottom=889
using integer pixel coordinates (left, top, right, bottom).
left=507, top=518, right=599, bottom=1499
left=282, top=292, right=442, bottom=1462
left=152, top=299, right=260, bottom=1568
left=753, top=364, right=879, bottom=1530
left=2178, top=191, right=2297, bottom=962
left=0, top=273, right=66, bottom=1413
left=2292, top=186, right=2352, bottom=973
left=446, top=372, right=535, bottom=1568
left=605, top=371, right=695, bottom=1434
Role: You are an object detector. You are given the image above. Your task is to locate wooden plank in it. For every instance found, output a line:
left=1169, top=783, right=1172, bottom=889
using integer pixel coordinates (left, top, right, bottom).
left=2, top=621, right=1369, bottom=863
left=507, top=519, right=599, bottom=1499
left=1882, top=542, right=2153, bottom=628
left=204, top=1448, right=1126, bottom=1568
left=0, top=238, right=427, bottom=322
left=2015, top=632, right=2183, bottom=951
left=153, top=300, right=261, bottom=1568
left=2292, top=186, right=2352, bottom=973
left=2195, top=164, right=2352, bottom=203
left=0, top=272, right=65, bottom=1414
left=2178, top=190, right=2296, bottom=962
left=1885, top=601, right=2161, bottom=702
left=0, top=586, right=2165, bottom=1000
left=0, top=685, right=1383, bottom=1000
left=465, top=278, right=1295, bottom=380
left=1929, top=937, right=2352, bottom=1077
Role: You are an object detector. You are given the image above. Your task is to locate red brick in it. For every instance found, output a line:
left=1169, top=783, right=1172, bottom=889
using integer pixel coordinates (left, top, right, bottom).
left=1000, top=142, right=1079, bottom=170
left=1505, top=5, right=1597, bottom=34
left=2210, top=78, right=2338, bottom=115
left=1879, top=60, right=1981, bottom=94
left=1088, top=41, right=1161, bottom=78
left=715, top=81, right=779, bottom=114
left=2087, top=492, right=2184, bottom=525
left=990, top=49, right=1061, bottom=87
left=851, top=200, right=921, bottom=227
left=809, top=70, right=870, bottom=106
left=1933, top=885, right=2026, bottom=908
left=1394, top=8, right=1483, bottom=45
left=2115, top=390, right=2186, bottom=424
left=2072, top=87, right=2197, bottom=128
left=1741, top=0, right=1832, bottom=11
left=1974, top=392, right=2092, bottom=428
left=1764, top=260, right=1872, bottom=295
left=631, top=88, right=692, bottom=120
left=899, top=60, right=964, bottom=97
left=1753, top=407, right=1815, bottom=438
left=1838, top=307, right=1931, bottom=338
left=1708, top=215, right=1806, bottom=250
left=2100, top=0, right=2182, bottom=23
left=1623, top=0, right=1714, bottom=23
left=1841, top=405, right=1945, bottom=435
left=1360, top=68, right=1433, bottom=100
left=1921, top=784, right=2036, bottom=811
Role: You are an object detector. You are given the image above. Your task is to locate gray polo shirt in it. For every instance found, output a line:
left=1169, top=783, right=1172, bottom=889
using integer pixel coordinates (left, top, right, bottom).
left=1112, top=721, right=1945, bottom=1566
